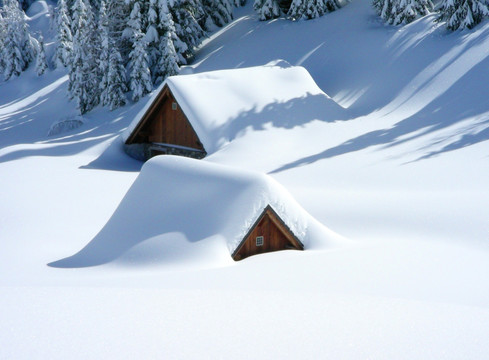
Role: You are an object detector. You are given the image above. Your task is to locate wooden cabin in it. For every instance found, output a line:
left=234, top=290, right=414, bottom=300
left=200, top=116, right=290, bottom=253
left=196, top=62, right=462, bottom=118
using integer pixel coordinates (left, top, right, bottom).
left=232, top=205, right=304, bottom=261
left=125, top=85, right=206, bottom=160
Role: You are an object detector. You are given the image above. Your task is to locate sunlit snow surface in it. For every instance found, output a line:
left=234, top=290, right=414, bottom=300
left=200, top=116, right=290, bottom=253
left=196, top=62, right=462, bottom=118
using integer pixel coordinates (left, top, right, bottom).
left=1, top=0, right=489, bottom=359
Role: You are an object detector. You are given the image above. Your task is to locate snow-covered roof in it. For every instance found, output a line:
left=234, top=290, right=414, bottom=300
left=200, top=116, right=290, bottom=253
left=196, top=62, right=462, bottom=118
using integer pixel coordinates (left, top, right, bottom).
left=52, top=156, right=342, bottom=267
left=123, top=61, right=345, bottom=154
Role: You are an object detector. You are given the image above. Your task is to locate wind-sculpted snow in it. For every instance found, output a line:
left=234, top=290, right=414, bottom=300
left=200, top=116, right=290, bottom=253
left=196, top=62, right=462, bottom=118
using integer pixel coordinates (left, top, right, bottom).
left=49, top=156, right=342, bottom=268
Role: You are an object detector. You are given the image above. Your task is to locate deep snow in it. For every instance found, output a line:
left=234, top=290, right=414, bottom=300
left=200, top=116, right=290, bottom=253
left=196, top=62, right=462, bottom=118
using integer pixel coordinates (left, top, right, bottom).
left=1, top=0, right=489, bottom=359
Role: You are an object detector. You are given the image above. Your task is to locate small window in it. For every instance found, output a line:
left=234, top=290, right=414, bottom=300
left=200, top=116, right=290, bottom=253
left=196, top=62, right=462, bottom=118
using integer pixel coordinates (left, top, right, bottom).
left=172, top=102, right=177, bottom=110
left=256, top=236, right=264, bottom=247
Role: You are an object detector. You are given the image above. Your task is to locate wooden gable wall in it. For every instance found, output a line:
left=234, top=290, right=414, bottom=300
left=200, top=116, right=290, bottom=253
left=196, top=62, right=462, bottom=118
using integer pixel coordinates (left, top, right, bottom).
left=126, top=86, right=205, bottom=152
left=232, top=205, right=304, bottom=261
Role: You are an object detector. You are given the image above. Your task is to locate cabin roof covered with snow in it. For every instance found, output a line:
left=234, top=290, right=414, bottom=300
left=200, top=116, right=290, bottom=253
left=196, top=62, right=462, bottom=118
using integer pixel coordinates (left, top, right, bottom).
left=122, top=62, right=345, bottom=155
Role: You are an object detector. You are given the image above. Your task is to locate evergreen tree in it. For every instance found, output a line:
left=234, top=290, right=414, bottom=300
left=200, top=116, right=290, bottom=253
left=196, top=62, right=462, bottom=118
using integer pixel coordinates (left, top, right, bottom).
left=253, top=0, right=281, bottom=20
left=105, top=41, right=128, bottom=110
left=202, top=0, right=233, bottom=27
left=69, top=0, right=100, bottom=113
left=168, top=0, right=206, bottom=60
left=146, top=0, right=161, bottom=79
left=54, top=0, right=73, bottom=67
left=158, top=0, right=188, bottom=64
left=36, top=34, right=48, bottom=76
left=154, top=20, right=180, bottom=84
left=0, top=12, right=6, bottom=75
left=2, top=0, right=34, bottom=80
left=128, top=2, right=152, bottom=101
left=438, top=0, right=489, bottom=30
left=288, top=0, right=338, bottom=20
left=107, top=0, right=130, bottom=63
left=377, top=0, right=432, bottom=25
left=98, top=0, right=110, bottom=105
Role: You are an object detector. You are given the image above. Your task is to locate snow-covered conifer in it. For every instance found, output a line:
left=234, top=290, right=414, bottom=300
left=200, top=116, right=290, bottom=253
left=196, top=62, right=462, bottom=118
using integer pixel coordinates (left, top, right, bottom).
left=253, top=0, right=281, bottom=20
left=128, top=2, right=152, bottom=101
left=54, top=0, right=73, bottom=67
left=437, top=0, right=489, bottom=30
left=69, top=0, right=100, bottom=113
left=98, top=0, right=110, bottom=106
left=146, top=0, right=161, bottom=78
left=378, top=0, right=433, bottom=25
left=0, top=12, right=6, bottom=75
left=2, top=0, right=34, bottom=80
left=105, top=41, right=128, bottom=110
left=36, top=34, right=48, bottom=76
left=158, top=0, right=188, bottom=64
left=168, top=0, right=206, bottom=60
left=202, top=0, right=233, bottom=27
left=154, top=30, right=180, bottom=84
left=288, top=0, right=339, bottom=20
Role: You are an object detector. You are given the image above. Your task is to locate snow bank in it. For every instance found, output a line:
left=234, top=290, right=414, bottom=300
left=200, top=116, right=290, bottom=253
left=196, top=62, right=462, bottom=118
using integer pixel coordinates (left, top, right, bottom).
left=122, top=62, right=346, bottom=154
left=50, top=156, right=342, bottom=268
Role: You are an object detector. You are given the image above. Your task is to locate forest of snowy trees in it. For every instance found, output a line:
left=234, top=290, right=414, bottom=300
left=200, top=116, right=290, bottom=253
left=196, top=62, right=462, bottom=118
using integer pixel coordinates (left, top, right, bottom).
left=1, top=0, right=489, bottom=114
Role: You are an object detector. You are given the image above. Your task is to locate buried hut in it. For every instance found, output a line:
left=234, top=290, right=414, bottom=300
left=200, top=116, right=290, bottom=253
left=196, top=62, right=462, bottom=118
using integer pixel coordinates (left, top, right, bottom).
left=50, top=156, right=342, bottom=267
left=122, top=62, right=345, bottom=161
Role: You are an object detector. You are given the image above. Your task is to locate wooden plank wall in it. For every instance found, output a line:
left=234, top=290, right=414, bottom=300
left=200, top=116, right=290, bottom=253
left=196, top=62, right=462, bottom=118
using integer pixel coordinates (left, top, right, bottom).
left=233, top=210, right=302, bottom=261
left=146, top=93, right=204, bottom=151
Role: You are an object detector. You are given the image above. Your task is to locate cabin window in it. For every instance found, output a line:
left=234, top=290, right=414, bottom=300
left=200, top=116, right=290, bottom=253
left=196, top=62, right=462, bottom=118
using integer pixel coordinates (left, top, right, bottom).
left=172, top=102, right=177, bottom=110
left=256, top=236, right=264, bottom=246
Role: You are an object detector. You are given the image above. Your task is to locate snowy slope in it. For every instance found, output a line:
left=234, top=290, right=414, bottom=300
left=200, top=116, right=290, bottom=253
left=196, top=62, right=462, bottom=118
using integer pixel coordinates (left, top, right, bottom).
left=1, top=0, right=489, bottom=359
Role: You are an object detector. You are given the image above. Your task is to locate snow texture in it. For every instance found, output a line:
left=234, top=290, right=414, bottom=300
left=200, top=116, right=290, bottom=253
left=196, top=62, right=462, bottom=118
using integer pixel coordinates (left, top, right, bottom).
left=50, top=155, right=342, bottom=267
left=123, top=61, right=346, bottom=154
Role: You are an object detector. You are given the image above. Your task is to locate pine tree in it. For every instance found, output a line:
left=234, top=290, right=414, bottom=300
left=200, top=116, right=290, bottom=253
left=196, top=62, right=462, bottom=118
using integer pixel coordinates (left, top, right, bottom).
left=36, top=34, right=48, bottom=76
left=253, top=0, right=281, bottom=20
left=128, top=2, right=152, bottom=101
left=106, top=41, right=128, bottom=110
left=69, top=0, right=100, bottom=113
left=168, top=0, right=206, bottom=61
left=0, top=12, right=6, bottom=75
left=288, top=0, right=339, bottom=20
left=1, top=0, right=35, bottom=80
left=158, top=0, right=188, bottom=64
left=98, top=0, right=110, bottom=106
left=54, top=0, right=73, bottom=68
left=202, top=0, right=233, bottom=27
left=146, top=0, right=161, bottom=80
left=155, top=29, right=180, bottom=84
left=107, top=0, right=130, bottom=64
left=438, top=0, right=489, bottom=30
left=380, top=0, right=432, bottom=25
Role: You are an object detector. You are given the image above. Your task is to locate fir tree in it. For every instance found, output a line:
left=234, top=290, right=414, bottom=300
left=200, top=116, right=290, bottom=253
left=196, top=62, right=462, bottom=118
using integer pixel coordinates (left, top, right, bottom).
left=154, top=27, right=180, bottom=84
left=54, top=0, right=73, bottom=67
left=202, top=0, right=233, bottom=27
left=288, top=0, right=339, bottom=20
left=168, top=0, right=206, bottom=60
left=69, top=0, right=100, bottom=113
left=98, top=0, right=110, bottom=106
left=128, top=2, right=152, bottom=101
left=378, top=0, right=433, bottom=25
left=146, top=0, right=161, bottom=79
left=36, top=34, right=48, bottom=76
left=438, top=0, right=489, bottom=30
left=106, top=41, right=128, bottom=110
left=158, top=0, right=188, bottom=64
left=0, top=12, right=6, bottom=75
left=253, top=0, right=281, bottom=20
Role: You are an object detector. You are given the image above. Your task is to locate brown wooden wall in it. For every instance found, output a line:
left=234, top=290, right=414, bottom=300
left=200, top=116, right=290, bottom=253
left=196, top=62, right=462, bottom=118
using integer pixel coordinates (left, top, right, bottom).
left=233, top=209, right=303, bottom=261
left=130, top=88, right=204, bottom=152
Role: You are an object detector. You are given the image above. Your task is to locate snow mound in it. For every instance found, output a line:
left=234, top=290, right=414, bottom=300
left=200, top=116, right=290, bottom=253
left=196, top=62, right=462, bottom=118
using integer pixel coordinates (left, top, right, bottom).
left=123, top=63, right=347, bottom=154
left=47, top=117, right=84, bottom=136
left=50, top=156, right=343, bottom=268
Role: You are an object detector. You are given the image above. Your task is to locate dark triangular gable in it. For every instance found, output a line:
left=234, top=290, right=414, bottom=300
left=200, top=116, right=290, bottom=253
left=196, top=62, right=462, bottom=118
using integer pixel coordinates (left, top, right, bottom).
left=232, top=205, right=304, bottom=261
left=125, top=84, right=206, bottom=159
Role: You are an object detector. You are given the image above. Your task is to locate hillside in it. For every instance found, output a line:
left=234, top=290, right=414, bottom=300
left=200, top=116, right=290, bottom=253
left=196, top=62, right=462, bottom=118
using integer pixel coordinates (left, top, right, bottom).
left=1, top=0, right=489, bottom=358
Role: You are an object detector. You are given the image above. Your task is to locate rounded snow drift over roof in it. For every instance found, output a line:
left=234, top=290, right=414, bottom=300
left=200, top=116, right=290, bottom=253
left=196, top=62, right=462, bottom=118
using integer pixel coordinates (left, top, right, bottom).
left=49, top=156, right=344, bottom=268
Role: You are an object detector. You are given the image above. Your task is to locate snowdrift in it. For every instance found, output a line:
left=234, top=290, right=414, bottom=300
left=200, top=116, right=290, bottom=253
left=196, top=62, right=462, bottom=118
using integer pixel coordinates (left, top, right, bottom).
left=50, top=156, right=342, bottom=268
left=123, top=61, right=347, bottom=155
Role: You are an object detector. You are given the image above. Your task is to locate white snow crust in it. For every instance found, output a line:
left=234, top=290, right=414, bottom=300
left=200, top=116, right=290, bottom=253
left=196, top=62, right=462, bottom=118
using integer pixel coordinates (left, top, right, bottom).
left=2, top=0, right=489, bottom=359
left=123, top=62, right=346, bottom=154
left=50, top=155, right=341, bottom=268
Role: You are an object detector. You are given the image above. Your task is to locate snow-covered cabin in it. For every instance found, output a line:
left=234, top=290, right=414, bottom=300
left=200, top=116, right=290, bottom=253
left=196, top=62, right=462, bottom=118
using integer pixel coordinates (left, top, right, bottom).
left=123, top=62, right=344, bottom=161
left=50, top=156, right=342, bottom=267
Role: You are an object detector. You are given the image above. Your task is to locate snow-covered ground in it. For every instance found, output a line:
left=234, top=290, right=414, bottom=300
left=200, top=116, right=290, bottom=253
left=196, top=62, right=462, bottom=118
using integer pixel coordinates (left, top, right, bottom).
left=1, top=0, right=489, bottom=358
